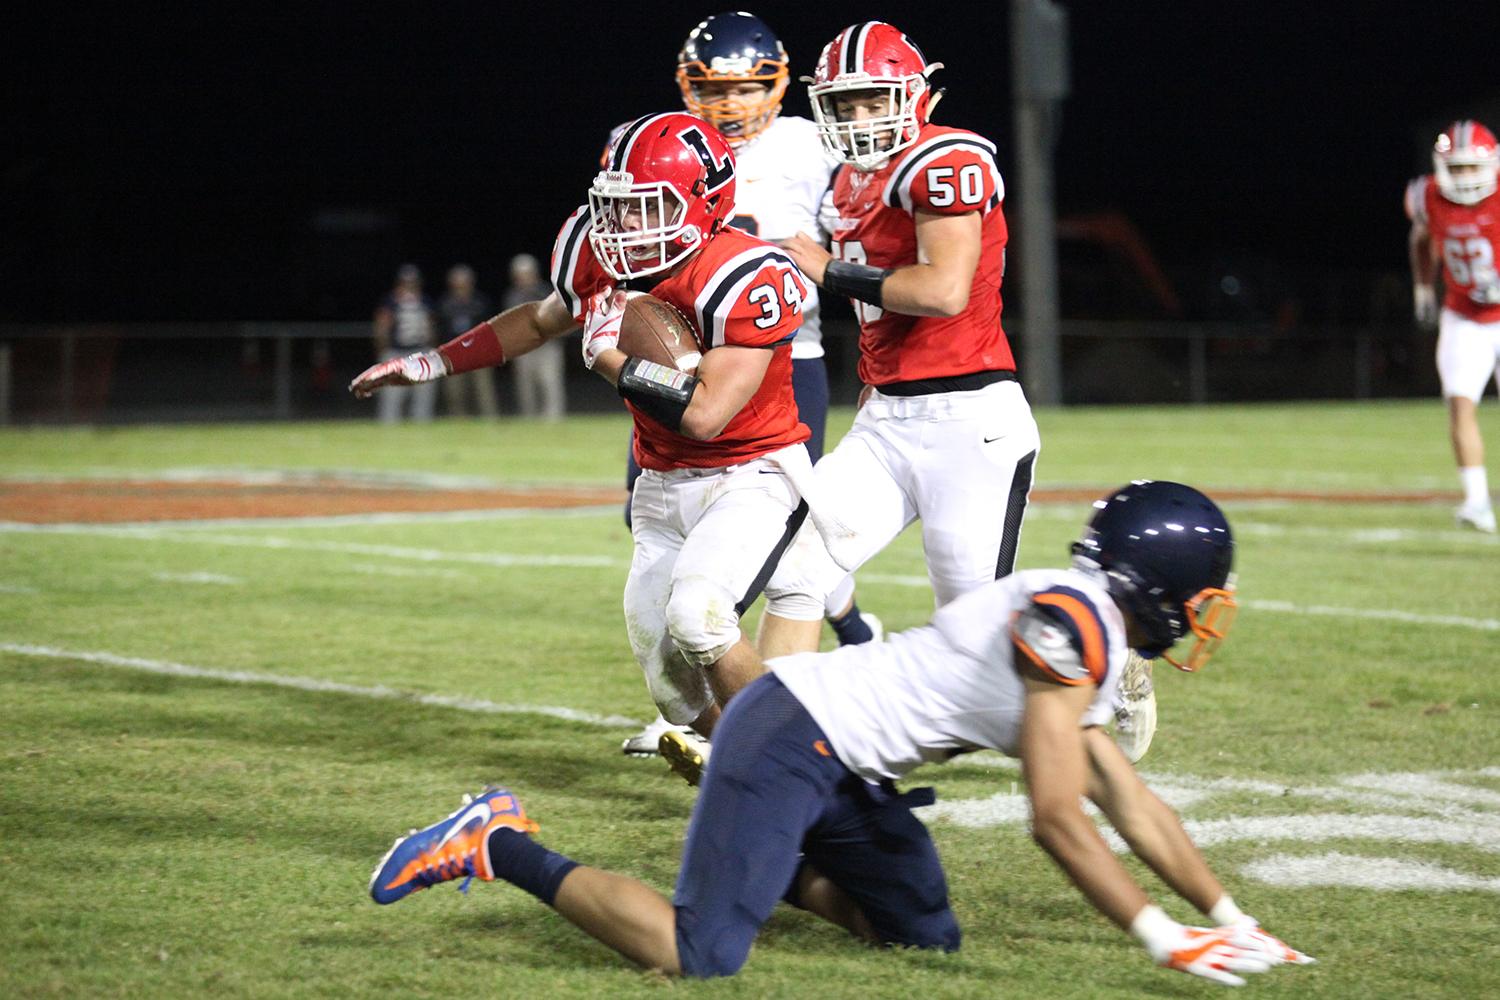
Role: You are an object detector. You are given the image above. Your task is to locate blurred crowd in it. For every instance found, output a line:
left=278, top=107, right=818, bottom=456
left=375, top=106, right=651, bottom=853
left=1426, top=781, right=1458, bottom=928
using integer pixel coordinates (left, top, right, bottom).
left=371, top=255, right=565, bottom=423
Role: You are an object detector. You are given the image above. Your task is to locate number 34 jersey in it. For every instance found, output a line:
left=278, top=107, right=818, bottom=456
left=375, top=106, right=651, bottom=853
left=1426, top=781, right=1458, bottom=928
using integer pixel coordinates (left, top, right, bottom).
left=827, top=123, right=1016, bottom=386
left=1406, top=174, right=1500, bottom=322
left=551, top=207, right=810, bottom=471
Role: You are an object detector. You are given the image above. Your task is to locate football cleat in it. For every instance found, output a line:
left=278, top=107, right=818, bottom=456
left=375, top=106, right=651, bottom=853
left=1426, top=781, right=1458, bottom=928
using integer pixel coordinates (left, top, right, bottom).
left=1454, top=503, right=1497, bottom=533
left=621, top=712, right=699, bottom=757
left=659, top=730, right=711, bottom=786
left=369, top=785, right=538, bottom=905
left=860, top=612, right=885, bottom=644
left=1112, top=649, right=1158, bottom=764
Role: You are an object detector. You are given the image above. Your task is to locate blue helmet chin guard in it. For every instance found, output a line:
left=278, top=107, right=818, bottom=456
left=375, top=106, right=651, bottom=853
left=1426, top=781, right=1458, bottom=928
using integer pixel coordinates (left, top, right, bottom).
left=1071, top=480, right=1236, bottom=669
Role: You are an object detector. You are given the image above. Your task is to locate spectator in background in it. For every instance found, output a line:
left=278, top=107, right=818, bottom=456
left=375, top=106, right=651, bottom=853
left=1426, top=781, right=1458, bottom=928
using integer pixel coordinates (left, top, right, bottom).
left=504, top=253, right=566, bottom=420
left=439, top=264, right=499, bottom=418
left=373, top=263, right=438, bottom=423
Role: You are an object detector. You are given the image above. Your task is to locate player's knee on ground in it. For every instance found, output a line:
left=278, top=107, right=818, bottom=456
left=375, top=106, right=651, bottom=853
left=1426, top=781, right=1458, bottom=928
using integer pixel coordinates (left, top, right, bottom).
left=665, top=576, right=741, bottom=668
left=674, top=919, right=757, bottom=979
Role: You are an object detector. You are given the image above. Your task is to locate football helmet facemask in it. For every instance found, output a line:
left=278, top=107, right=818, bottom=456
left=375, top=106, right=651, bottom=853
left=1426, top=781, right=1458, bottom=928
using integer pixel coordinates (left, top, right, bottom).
left=676, top=12, right=789, bottom=147
left=1071, top=480, right=1237, bottom=672
left=1434, top=120, right=1500, bottom=206
left=589, top=113, right=737, bottom=280
left=805, top=21, right=943, bottom=171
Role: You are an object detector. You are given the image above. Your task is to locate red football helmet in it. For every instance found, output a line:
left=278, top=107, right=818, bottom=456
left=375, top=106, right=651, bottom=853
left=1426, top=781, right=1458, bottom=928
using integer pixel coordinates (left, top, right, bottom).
left=589, top=113, right=738, bottom=279
left=805, top=22, right=942, bottom=171
left=1434, top=120, right=1499, bottom=205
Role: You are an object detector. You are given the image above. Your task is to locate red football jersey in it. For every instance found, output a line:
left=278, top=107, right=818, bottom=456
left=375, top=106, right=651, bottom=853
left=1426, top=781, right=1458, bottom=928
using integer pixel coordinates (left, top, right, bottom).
left=1406, top=174, right=1500, bottom=323
left=551, top=208, right=810, bottom=470
left=827, top=124, right=1015, bottom=385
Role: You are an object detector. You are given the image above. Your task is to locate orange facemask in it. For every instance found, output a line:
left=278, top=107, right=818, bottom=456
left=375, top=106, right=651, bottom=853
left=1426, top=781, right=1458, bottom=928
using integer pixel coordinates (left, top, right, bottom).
left=1161, top=586, right=1238, bottom=673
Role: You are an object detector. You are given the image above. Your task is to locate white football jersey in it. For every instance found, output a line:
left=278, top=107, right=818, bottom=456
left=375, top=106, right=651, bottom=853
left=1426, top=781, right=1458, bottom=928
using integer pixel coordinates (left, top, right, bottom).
left=729, top=115, right=841, bottom=358
left=771, top=568, right=1128, bottom=782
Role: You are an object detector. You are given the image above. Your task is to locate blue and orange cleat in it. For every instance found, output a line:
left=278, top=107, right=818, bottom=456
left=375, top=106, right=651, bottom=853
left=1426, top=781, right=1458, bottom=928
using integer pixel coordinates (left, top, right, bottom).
left=369, top=785, right=539, bottom=905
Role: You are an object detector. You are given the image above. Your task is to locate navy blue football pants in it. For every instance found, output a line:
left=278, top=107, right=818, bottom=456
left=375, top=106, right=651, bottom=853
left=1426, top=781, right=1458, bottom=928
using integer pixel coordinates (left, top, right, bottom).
left=672, top=673, right=960, bottom=977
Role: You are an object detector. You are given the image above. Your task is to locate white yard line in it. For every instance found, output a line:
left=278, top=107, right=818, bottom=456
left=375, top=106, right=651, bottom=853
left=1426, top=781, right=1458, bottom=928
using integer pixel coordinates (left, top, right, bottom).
left=1244, top=852, right=1500, bottom=892
left=859, top=574, right=1500, bottom=631
left=0, top=467, right=613, bottom=491
left=1243, top=600, right=1500, bottom=631
left=0, top=523, right=630, bottom=568
left=1237, top=520, right=1499, bottom=546
left=0, top=505, right=619, bottom=531
left=0, top=641, right=642, bottom=728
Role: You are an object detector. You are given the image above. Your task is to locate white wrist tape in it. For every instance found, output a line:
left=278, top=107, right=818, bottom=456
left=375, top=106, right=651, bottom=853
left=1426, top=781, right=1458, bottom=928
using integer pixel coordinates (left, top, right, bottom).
left=1209, top=895, right=1245, bottom=926
left=1130, top=904, right=1180, bottom=962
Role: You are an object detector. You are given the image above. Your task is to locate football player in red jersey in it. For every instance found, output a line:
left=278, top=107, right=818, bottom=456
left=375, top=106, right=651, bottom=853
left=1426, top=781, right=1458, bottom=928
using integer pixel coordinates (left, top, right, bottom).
left=350, top=113, right=820, bottom=741
left=1407, top=120, right=1500, bottom=532
left=778, top=22, right=1042, bottom=617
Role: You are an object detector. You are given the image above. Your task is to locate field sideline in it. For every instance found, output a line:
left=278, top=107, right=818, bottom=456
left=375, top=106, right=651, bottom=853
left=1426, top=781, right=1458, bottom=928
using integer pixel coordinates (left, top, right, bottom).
left=2, top=400, right=1498, bottom=999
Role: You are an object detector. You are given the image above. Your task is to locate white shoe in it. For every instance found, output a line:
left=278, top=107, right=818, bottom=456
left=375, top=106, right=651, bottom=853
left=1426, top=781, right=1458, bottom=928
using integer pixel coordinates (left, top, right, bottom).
left=1112, top=650, right=1158, bottom=764
left=1454, top=503, right=1497, bottom=533
left=860, top=612, right=884, bottom=643
left=621, top=713, right=696, bottom=757
left=659, top=730, right=712, bottom=786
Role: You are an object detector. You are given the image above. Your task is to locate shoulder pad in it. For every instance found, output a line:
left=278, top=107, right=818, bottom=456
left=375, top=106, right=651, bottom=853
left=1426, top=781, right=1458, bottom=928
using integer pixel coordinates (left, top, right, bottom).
left=1011, top=586, right=1111, bottom=686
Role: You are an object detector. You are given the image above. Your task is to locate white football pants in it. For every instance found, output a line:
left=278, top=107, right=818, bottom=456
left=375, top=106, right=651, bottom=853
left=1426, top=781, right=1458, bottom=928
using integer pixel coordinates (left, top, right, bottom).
left=625, top=457, right=814, bottom=725
left=1437, top=308, right=1500, bottom=403
left=775, top=378, right=1040, bottom=614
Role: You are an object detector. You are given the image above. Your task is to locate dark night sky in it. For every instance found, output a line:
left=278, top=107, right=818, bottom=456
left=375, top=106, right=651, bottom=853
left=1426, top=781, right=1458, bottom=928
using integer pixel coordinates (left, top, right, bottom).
left=6, top=2, right=1500, bottom=322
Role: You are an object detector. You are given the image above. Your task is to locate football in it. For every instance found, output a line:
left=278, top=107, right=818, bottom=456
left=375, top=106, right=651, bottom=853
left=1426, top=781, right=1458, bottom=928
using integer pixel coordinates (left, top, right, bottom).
left=618, top=293, right=703, bottom=374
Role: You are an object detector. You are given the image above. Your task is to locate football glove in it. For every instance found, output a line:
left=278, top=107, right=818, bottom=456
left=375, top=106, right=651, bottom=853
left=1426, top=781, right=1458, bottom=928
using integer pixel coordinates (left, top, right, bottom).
left=1133, top=905, right=1275, bottom=987
left=1224, top=915, right=1316, bottom=966
left=349, top=349, right=447, bottom=398
left=581, top=288, right=630, bottom=369
left=1414, top=283, right=1438, bottom=328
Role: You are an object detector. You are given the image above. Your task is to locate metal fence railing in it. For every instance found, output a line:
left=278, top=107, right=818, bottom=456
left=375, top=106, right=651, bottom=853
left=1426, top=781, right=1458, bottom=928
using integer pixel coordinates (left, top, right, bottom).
left=0, top=319, right=1433, bottom=424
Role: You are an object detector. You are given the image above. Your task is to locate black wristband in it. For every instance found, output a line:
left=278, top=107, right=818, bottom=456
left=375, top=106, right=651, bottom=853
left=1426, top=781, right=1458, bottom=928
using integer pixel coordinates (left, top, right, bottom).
left=617, top=356, right=700, bottom=433
left=822, top=259, right=892, bottom=309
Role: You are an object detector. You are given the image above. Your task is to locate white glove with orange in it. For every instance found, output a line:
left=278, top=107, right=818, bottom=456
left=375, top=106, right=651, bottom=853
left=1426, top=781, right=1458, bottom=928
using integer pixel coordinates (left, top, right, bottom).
left=1132, top=904, right=1314, bottom=986
left=581, top=288, right=635, bottom=370
left=349, top=349, right=448, bottom=398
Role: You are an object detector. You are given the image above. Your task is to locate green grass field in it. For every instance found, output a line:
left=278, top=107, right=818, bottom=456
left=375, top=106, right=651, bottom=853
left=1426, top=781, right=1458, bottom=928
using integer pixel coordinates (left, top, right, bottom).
left=2, top=401, right=1498, bottom=999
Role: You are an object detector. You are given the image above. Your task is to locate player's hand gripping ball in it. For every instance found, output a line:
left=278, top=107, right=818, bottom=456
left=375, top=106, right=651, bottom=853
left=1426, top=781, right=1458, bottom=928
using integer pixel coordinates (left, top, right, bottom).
left=618, top=294, right=703, bottom=375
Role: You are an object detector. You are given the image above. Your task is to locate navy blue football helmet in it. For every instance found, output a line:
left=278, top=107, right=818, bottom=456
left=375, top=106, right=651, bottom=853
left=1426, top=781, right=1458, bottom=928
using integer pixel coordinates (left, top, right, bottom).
left=1072, top=481, right=1237, bottom=671
left=676, top=12, right=789, bottom=146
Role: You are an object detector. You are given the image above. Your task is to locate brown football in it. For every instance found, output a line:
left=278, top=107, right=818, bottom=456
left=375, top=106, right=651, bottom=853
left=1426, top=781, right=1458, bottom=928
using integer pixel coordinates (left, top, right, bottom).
left=618, top=294, right=703, bottom=375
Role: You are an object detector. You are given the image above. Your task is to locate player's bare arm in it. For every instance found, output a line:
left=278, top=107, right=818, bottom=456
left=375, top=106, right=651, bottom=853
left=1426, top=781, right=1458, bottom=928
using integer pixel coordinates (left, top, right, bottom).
left=1017, top=671, right=1151, bottom=930
left=1079, top=726, right=1227, bottom=915
left=784, top=209, right=982, bottom=318
left=350, top=290, right=575, bottom=397
left=589, top=340, right=775, bottom=441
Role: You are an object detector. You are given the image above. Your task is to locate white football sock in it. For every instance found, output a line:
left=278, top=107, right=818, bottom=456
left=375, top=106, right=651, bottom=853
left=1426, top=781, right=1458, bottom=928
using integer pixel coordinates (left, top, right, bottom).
left=1459, top=466, right=1491, bottom=509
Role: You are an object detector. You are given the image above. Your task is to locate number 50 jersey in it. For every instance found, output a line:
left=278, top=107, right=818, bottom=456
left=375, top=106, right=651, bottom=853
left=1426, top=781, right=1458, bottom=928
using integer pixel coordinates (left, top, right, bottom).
left=551, top=207, right=811, bottom=471
left=826, top=123, right=1015, bottom=386
left=1406, top=174, right=1500, bottom=322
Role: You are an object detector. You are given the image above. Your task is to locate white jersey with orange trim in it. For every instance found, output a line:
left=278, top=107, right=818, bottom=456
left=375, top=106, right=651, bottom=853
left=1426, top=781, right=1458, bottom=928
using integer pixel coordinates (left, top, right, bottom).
left=550, top=207, right=810, bottom=470
left=729, top=116, right=841, bottom=359
left=771, top=568, right=1126, bottom=782
left=1406, top=174, right=1500, bottom=323
left=827, top=122, right=1015, bottom=385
